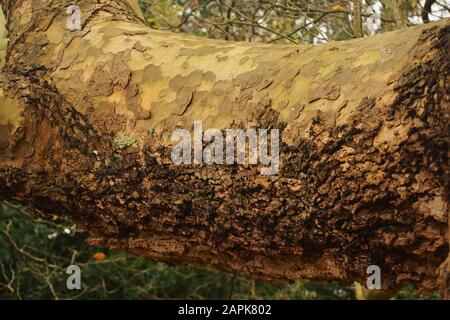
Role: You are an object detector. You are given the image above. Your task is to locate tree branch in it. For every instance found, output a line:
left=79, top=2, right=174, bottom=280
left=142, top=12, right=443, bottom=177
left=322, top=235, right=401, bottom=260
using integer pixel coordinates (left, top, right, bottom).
left=0, top=0, right=448, bottom=293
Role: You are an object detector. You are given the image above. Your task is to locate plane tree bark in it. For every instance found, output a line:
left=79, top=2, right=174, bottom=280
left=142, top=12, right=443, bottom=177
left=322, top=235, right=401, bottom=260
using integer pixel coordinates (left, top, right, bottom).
left=0, top=0, right=448, bottom=295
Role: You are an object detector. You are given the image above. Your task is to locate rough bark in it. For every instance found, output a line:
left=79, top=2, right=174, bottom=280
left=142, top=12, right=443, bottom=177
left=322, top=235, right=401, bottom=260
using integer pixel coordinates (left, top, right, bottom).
left=0, top=0, right=448, bottom=294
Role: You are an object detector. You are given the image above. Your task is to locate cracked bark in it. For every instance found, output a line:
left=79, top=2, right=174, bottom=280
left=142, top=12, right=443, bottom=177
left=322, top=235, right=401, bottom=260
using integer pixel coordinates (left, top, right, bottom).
left=0, top=1, right=449, bottom=294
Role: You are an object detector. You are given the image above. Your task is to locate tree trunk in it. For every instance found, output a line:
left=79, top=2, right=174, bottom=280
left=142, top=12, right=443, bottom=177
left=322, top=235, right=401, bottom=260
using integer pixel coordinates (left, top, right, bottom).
left=0, top=0, right=448, bottom=294
left=380, top=0, right=409, bottom=31
left=422, top=0, right=437, bottom=24
left=353, top=0, right=363, bottom=38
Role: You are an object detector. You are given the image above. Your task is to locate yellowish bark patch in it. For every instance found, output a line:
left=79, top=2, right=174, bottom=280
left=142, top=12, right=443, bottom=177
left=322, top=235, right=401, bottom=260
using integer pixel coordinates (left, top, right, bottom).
left=0, top=91, right=23, bottom=129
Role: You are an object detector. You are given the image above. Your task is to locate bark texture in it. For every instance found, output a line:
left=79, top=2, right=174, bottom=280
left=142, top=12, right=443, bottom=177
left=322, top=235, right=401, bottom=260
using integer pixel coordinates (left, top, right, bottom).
left=0, top=0, right=449, bottom=294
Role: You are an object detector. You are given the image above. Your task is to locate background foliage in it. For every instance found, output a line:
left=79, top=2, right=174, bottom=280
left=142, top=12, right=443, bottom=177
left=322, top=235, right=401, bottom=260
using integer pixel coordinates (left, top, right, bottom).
left=140, top=0, right=450, bottom=43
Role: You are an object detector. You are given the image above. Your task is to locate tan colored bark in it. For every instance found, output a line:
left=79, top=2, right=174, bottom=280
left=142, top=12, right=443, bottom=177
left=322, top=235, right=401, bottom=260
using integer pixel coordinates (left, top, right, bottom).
left=422, top=0, right=437, bottom=24
left=0, top=0, right=449, bottom=294
left=0, top=7, right=6, bottom=67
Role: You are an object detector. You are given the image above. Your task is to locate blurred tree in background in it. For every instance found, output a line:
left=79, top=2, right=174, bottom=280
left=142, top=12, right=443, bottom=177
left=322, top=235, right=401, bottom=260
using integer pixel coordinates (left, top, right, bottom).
left=1, top=0, right=449, bottom=299
left=141, top=0, right=449, bottom=43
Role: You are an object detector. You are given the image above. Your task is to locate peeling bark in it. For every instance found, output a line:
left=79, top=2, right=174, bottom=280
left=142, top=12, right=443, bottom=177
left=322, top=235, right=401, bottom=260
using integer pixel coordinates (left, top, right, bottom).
left=0, top=0, right=449, bottom=294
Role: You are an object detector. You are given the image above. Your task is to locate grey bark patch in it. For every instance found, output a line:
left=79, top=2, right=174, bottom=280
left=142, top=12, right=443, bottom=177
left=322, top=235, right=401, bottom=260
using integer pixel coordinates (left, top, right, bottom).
left=309, top=84, right=341, bottom=103
left=287, top=103, right=305, bottom=120
left=173, top=90, right=194, bottom=116
left=143, top=65, right=162, bottom=82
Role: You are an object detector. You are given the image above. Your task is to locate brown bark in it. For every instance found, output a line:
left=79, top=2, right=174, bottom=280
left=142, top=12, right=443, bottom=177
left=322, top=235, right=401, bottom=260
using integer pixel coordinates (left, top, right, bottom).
left=0, top=0, right=449, bottom=294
